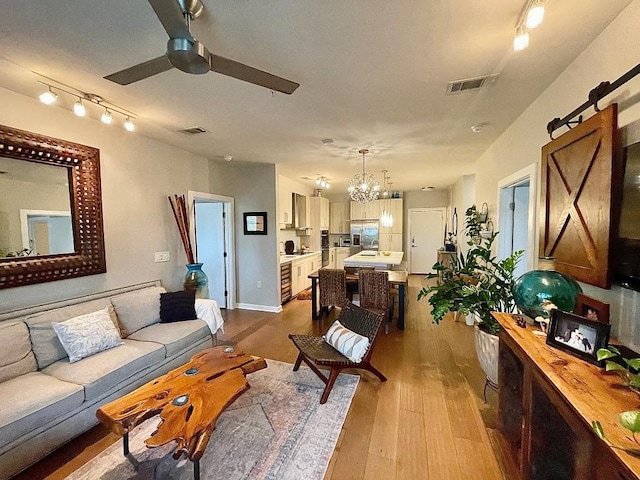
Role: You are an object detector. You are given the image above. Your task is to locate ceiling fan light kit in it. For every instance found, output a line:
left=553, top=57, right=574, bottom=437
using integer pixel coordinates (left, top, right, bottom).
left=104, top=0, right=299, bottom=95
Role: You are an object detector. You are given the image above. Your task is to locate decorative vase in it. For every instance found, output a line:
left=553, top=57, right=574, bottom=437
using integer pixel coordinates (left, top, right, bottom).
left=183, top=263, right=209, bottom=299
left=513, top=257, right=582, bottom=320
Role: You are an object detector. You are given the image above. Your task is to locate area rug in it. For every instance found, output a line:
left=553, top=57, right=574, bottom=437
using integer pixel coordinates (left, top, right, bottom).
left=296, top=288, right=313, bottom=300
left=67, top=360, right=358, bottom=480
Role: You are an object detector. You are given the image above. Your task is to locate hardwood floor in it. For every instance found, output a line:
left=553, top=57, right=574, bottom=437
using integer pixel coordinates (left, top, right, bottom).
left=15, top=275, right=504, bottom=479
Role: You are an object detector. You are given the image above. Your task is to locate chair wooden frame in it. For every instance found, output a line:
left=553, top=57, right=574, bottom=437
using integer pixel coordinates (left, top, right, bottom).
left=289, top=302, right=387, bottom=404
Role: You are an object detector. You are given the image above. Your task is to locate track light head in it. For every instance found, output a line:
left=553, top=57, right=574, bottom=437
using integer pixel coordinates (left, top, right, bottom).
left=124, top=117, right=135, bottom=132
left=73, top=98, right=86, bottom=117
left=39, top=87, right=58, bottom=105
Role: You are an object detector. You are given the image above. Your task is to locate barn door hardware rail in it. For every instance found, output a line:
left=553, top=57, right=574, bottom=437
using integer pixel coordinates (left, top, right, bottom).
left=547, top=62, right=640, bottom=139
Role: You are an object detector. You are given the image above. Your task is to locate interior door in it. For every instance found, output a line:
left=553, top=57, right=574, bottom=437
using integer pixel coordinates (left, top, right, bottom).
left=409, top=209, right=445, bottom=274
left=194, top=202, right=227, bottom=307
left=540, top=104, right=620, bottom=288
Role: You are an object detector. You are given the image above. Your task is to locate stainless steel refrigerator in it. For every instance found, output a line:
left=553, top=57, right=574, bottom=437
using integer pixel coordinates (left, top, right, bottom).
left=350, top=220, right=379, bottom=255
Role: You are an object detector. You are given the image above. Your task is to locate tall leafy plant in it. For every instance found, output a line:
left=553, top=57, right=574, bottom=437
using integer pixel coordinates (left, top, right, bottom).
left=418, top=206, right=523, bottom=335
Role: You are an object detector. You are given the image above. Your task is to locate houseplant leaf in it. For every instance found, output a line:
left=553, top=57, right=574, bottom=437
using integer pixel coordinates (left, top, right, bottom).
left=597, top=348, right=618, bottom=361
left=619, top=411, right=640, bottom=433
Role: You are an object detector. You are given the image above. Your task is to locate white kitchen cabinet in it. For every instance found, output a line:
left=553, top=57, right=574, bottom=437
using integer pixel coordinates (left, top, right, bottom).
left=320, top=198, right=329, bottom=230
left=330, top=202, right=350, bottom=234
left=329, top=247, right=336, bottom=268
left=335, top=247, right=351, bottom=269
left=350, top=200, right=380, bottom=220
left=379, top=233, right=403, bottom=252
left=278, top=187, right=292, bottom=227
left=380, top=198, right=403, bottom=234
left=291, top=253, right=322, bottom=295
left=309, top=197, right=329, bottom=251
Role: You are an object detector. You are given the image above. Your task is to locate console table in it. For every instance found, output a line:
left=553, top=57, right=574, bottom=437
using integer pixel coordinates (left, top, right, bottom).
left=494, top=312, right=640, bottom=480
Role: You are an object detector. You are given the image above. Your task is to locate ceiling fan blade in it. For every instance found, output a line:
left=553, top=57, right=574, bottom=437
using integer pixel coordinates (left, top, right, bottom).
left=148, top=0, right=193, bottom=41
left=210, top=54, right=299, bottom=95
left=104, top=55, right=173, bottom=85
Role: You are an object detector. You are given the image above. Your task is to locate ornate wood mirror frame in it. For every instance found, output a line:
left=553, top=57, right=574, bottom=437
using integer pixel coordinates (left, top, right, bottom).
left=0, top=124, right=106, bottom=289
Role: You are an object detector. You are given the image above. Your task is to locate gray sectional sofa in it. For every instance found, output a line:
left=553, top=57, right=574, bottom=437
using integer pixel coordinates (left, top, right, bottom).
left=0, top=281, right=220, bottom=479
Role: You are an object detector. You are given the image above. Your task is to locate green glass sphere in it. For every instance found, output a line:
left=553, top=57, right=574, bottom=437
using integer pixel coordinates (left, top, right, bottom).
left=513, top=269, right=582, bottom=319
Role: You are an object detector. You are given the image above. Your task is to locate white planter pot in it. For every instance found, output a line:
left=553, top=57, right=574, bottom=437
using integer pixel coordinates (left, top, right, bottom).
left=474, top=326, right=499, bottom=386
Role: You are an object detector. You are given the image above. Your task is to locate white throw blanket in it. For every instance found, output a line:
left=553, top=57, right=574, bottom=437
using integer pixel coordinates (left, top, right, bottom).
left=195, top=298, right=225, bottom=334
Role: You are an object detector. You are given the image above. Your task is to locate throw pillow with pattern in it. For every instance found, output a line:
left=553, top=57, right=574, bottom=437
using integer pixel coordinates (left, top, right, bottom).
left=324, top=320, right=370, bottom=363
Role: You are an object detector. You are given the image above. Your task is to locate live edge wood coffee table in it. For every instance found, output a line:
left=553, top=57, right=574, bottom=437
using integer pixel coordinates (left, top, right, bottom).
left=96, top=346, right=267, bottom=480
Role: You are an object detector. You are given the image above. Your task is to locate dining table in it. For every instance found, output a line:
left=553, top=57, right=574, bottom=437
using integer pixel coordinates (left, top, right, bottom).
left=307, top=269, right=409, bottom=330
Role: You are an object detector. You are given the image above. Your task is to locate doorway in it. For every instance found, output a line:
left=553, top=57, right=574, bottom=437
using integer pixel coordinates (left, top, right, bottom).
left=188, top=191, right=236, bottom=309
left=408, top=208, right=446, bottom=274
left=497, top=164, right=538, bottom=276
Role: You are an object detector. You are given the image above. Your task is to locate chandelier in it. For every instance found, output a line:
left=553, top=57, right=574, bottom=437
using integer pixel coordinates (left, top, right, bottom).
left=380, top=172, right=393, bottom=227
left=316, top=176, right=330, bottom=189
left=348, top=149, right=380, bottom=203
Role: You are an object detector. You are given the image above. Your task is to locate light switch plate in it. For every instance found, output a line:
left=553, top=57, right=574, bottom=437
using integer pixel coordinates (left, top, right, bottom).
left=155, top=251, right=170, bottom=262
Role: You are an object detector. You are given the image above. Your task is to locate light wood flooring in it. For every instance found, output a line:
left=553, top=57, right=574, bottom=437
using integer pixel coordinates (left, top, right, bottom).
left=16, top=275, right=504, bottom=480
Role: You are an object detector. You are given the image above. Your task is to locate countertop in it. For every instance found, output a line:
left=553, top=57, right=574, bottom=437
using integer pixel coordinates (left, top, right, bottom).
left=343, top=251, right=404, bottom=266
left=279, top=251, right=321, bottom=264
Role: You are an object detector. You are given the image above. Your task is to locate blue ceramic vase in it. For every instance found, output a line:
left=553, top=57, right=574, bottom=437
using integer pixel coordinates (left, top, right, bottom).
left=183, top=263, right=209, bottom=299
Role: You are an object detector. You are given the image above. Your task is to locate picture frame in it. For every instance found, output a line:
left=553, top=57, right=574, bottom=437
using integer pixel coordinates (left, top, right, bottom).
left=546, top=310, right=611, bottom=365
left=573, top=293, right=610, bottom=324
left=243, top=212, right=267, bottom=235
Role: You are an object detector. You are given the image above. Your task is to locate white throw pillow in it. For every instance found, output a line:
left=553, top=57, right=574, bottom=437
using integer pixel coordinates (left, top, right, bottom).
left=324, top=320, right=370, bottom=363
left=52, top=307, right=123, bottom=363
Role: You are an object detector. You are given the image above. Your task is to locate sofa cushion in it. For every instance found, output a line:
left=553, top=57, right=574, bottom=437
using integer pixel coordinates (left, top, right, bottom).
left=159, top=290, right=197, bottom=323
left=111, top=286, right=166, bottom=337
left=52, top=307, right=123, bottom=363
left=0, top=322, right=37, bottom=383
left=0, top=371, right=84, bottom=450
left=25, top=298, right=117, bottom=369
left=128, top=320, right=210, bottom=357
left=42, top=339, right=165, bottom=401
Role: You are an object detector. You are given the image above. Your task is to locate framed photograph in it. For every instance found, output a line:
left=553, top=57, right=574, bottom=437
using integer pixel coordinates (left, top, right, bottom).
left=546, top=310, right=611, bottom=365
left=243, top=212, right=267, bottom=235
left=573, top=293, right=610, bottom=324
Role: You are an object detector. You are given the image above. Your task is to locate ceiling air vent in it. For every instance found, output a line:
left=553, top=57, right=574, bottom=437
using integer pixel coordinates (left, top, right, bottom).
left=446, top=74, right=499, bottom=95
left=179, top=126, right=208, bottom=135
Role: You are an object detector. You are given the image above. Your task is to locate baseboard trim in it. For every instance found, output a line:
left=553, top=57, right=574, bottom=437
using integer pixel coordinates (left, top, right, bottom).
left=237, top=303, right=283, bottom=313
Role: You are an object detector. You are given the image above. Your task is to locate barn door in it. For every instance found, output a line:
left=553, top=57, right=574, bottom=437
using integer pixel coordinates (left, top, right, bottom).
left=540, top=104, right=621, bottom=288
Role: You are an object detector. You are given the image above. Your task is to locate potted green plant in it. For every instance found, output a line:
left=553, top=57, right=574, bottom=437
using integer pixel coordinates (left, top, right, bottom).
left=418, top=205, right=523, bottom=389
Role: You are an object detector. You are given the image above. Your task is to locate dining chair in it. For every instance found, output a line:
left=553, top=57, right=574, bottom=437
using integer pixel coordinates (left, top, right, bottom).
left=319, top=268, right=347, bottom=318
left=289, top=301, right=386, bottom=404
left=358, top=269, right=394, bottom=334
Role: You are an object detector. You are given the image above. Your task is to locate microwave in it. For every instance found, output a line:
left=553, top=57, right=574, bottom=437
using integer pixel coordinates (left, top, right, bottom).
left=339, top=238, right=351, bottom=247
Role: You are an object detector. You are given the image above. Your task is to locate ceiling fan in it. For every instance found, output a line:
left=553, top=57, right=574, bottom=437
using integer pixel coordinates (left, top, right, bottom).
left=104, top=0, right=299, bottom=94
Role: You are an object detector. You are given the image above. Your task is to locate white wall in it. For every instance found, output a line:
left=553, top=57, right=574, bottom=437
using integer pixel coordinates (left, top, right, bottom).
left=0, top=86, right=212, bottom=312
left=450, top=175, right=476, bottom=255
left=474, top=1, right=640, bottom=347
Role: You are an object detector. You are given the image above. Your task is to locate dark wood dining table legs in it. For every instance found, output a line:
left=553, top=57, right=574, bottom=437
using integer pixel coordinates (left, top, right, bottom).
left=309, top=276, right=406, bottom=330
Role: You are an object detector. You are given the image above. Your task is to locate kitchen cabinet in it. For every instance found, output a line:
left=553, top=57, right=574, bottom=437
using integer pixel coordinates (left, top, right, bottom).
left=350, top=200, right=379, bottom=221
left=335, top=247, right=351, bottom=269
left=379, top=198, right=403, bottom=234
left=379, top=233, right=403, bottom=252
left=329, top=202, right=350, bottom=234
left=309, top=197, right=329, bottom=251
left=278, top=187, right=292, bottom=228
left=291, top=253, right=322, bottom=296
left=329, top=247, right=337, bottom=268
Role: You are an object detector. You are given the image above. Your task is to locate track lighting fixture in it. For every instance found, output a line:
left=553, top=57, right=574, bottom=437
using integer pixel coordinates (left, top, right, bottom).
left=316, top=176, right=330, bottom=189
left=101, top=109, right=113, bottom=125
left=36, top=78, right=137, bottom=132
left=38, top=87, right=58, bottom=105
left=525, top=1, right=545, bottom=29
left=73, top=98, right=86, bottom=117
left=124, top=117, right=135, bottom=132
left=513, top=27, right=529, bottom=52
left=513, top=0, right=546, bottom=52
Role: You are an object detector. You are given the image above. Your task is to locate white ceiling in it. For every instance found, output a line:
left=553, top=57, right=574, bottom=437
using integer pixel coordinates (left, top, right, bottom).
left=0, top=0, right=632, bottom=193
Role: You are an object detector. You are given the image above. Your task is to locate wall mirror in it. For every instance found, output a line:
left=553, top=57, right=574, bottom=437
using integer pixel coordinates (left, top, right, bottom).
left=0, top=124, right=106, bottom=289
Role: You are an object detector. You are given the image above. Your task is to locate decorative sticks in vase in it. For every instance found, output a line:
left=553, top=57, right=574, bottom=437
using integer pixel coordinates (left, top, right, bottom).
left=167, top=194, right=195, bottom=264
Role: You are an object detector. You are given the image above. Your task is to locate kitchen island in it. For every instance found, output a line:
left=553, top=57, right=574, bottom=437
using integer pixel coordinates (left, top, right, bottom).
left=343, top=250, right=404, bottom=269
